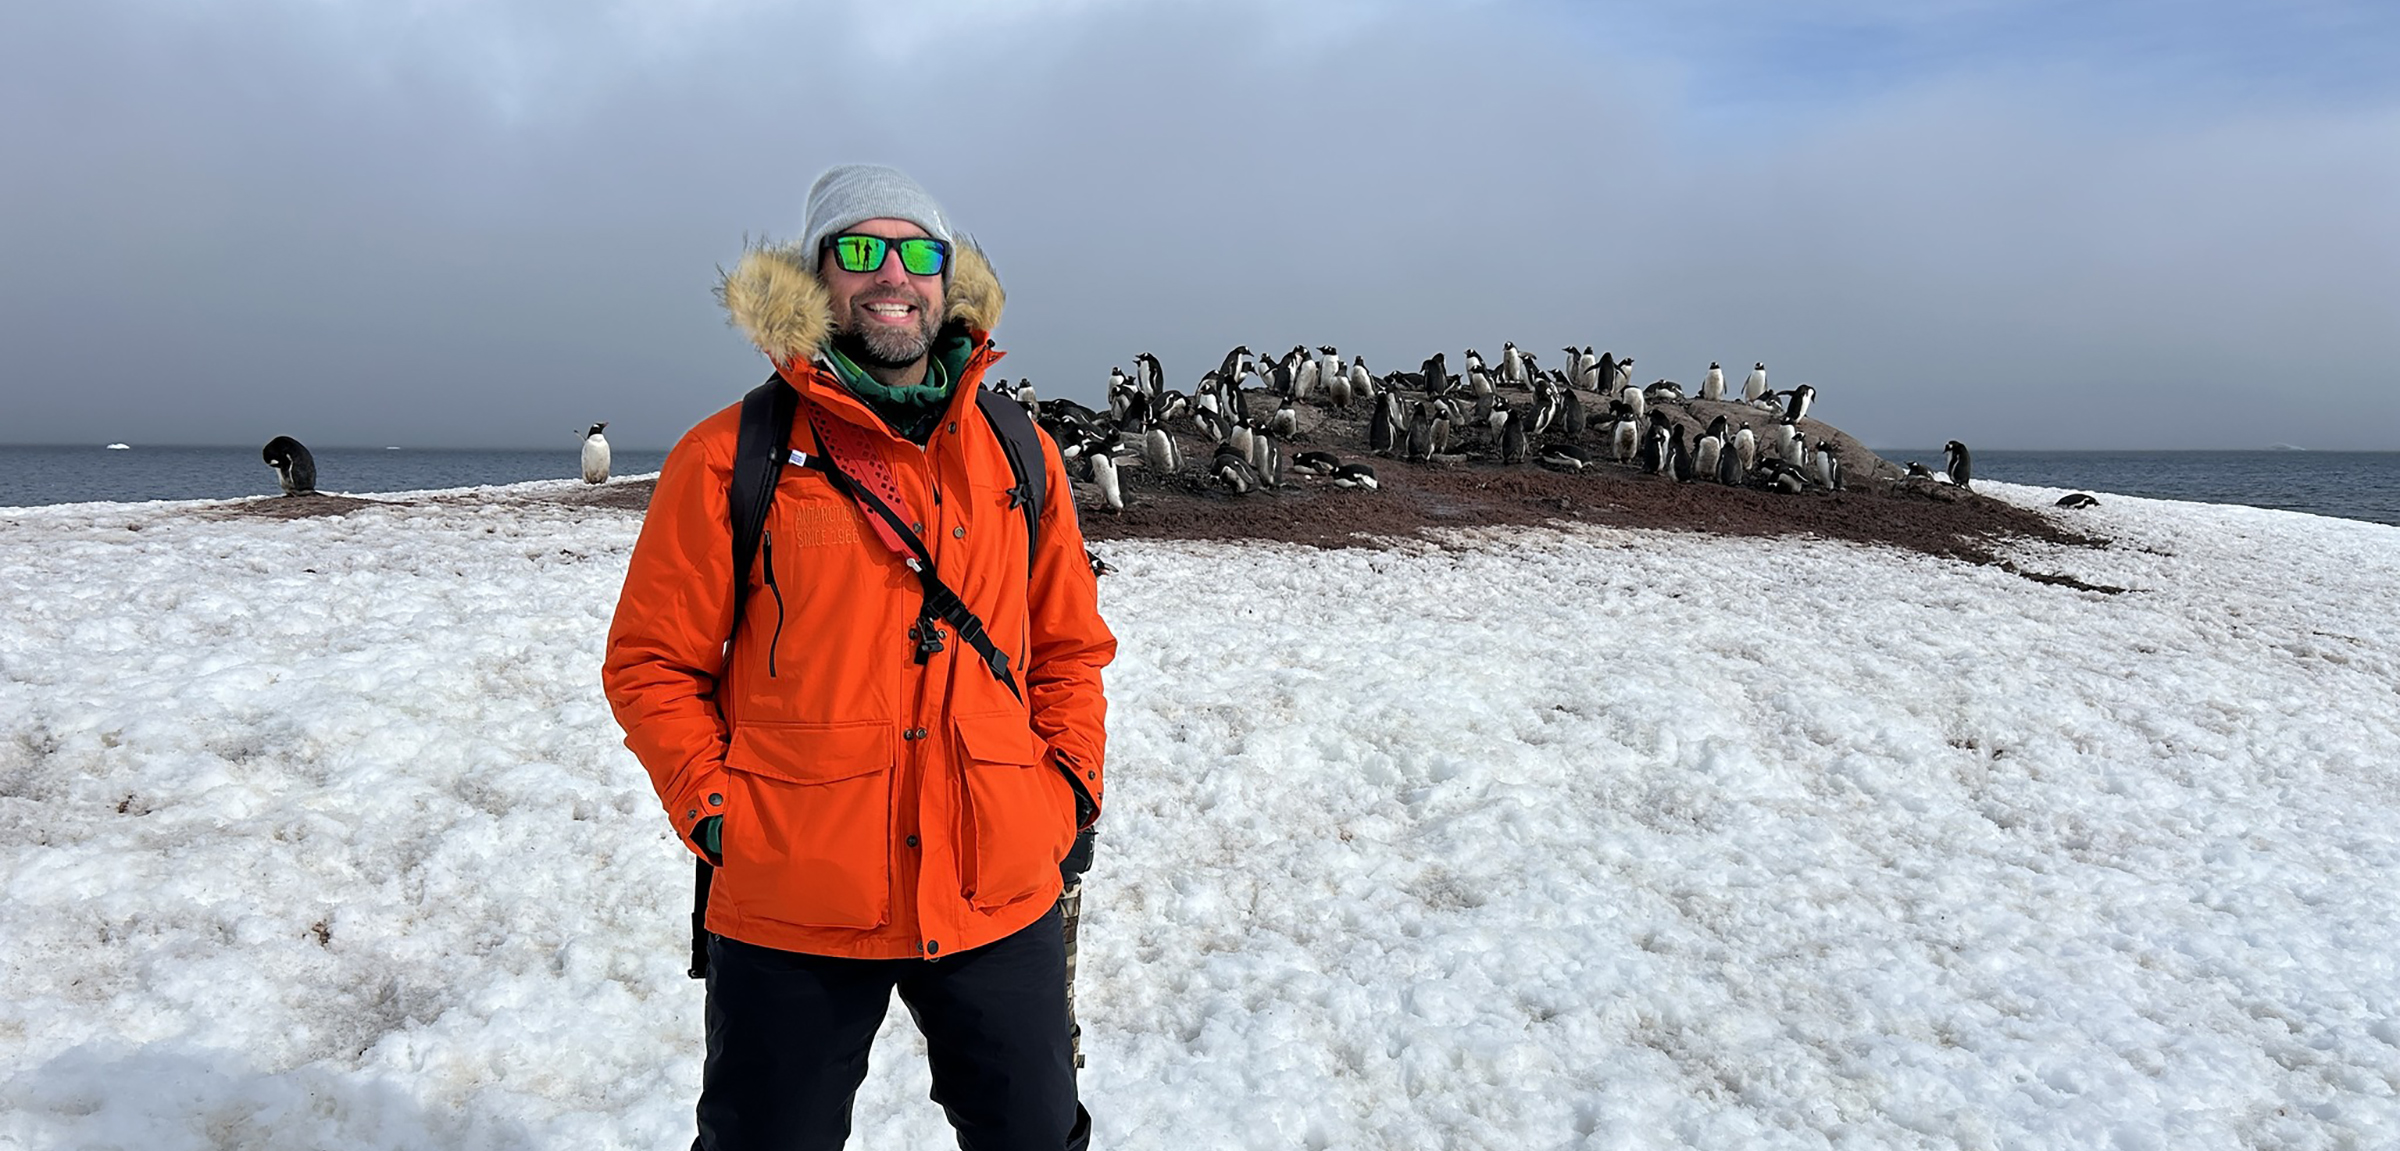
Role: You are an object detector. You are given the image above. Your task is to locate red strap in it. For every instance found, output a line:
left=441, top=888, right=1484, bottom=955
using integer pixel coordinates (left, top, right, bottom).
left=802, top=398, right=914, bottom=557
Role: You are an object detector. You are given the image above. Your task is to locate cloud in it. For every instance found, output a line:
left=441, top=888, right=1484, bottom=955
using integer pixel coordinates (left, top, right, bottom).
left=3, top=0, right=2394, bottom=450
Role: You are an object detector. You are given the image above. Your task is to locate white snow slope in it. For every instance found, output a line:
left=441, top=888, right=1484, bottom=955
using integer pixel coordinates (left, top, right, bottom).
left=2, top=478, right=2397, bottom=1150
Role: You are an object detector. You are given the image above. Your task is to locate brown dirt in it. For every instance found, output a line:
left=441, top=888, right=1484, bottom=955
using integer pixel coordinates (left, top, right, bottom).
left=1072, top=394, right=2123, bottom=591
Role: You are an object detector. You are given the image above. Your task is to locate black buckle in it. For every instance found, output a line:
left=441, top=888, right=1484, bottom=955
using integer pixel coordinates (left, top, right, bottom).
left=909, top=617, right=945, bottom=663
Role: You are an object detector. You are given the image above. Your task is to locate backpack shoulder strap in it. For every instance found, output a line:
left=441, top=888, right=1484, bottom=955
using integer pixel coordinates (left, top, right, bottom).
left=730, top=374, right=798, bottom=621
left=974, top=387, right=1048, bottom=565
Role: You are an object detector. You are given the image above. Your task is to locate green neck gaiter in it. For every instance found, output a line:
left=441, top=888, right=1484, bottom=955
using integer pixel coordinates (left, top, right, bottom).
left=822, top=330, right=973, bottom=444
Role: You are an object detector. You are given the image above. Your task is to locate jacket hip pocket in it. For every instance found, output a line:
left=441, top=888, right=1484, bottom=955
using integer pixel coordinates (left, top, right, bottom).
left=723, top=720, right=894, bottom=930
left=953, top=711, right=1073, bottom=912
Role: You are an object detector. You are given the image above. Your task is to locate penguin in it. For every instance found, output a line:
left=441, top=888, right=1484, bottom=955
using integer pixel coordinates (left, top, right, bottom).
left=1292, top=356, right=1320, bottom=401
left=1759, top=459, right=1809, bottom=493
left=1405, top=401, right=1435, bottom=462
left=1134, top=352, right=1164, bottom=400
left=1773, top=421, right=1799, bottom=464
left=1269, top=395, right=1299, bottom=436
left=1347, top=356, right=1375, bottom=401
left=1694, top=433, right=1722, bottom=481
left=261, top=435, right=317, bottom=496
left=1715, top=438, right=1742, bottom=486
left=1610, top=415, right=1640, bottom=464
left=1014, top=380, right=1039, bottom=408
left=1559, top=385, right=1585, bottom=442
left=1531, top=381, right=1562, bottom=436
left=1813, top=440, right=1843, bottom=491
left=2056, top=492, right=2099, bottom=508
left=1644, top=380, right=1685, bottom=405
left=1537, top=443, right=1592, bottom=472
left=1500, top=407, right=1529, bottom=464
left=1369, top=391, right=1399, bottom=456
left=1782, top=383, right=1816, bottom=425
left=1732, top=426, right=1758, bottom=475
left=1143, top=426, right=1182, bottom=475
left=1609, top=356, right=1635, bottom=394
left=1641, top=424, right=1668, bottom=474
left=1332, top=462, right=1380, bottom=490
left=580, top=423, right=611, bottom=484
left=1741, top=362, right=1767, bottom=403
left=1089, top=450, right=1125, bottom=514
left=1249, top=430, right=1282, bottom=490
left=1595, top=352, right=1618, bottom=393
left=1699, top=362, right=1724, bottom=402
left=1905, top=460, right=1934, bottom=479
left=1107, top=367, right=1132, bottom=416
left=1619, top=383, right=1646, bottom=422
left=1326, top=361, right=1354, bottom=410
left=1788, top=431, right=1809, bottom=476
left=1209, top=444, right=1261, bottom=494
left=1943, top=440, right=1974, bottom=489
left=1668, top=426, right=1694, bottom=482
left=1228, top=421, right=1255, bottom=462
left=1217, top=345, right=1252, bottom=385
left=1292, top=450, right=1342, bottom=476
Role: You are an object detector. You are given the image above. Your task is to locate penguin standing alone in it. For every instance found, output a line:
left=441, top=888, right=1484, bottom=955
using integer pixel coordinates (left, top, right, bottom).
left=581, top=423, right=611, bottom=484
left=261, top=436, right=317, bottom=496
left=1700, top=362, right=1724, bottom=402
left=1944, top=440, right=1974, bottom=489
left=1741, top=362, right=1767, bottom=403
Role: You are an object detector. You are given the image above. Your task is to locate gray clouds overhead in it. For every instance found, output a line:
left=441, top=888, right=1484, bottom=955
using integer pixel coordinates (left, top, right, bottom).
left=5, top=0, right=2396, bottom=450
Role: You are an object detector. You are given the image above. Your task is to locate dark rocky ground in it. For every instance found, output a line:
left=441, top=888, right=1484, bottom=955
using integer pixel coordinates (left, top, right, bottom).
left=202, top=388, right=2119, bottom=590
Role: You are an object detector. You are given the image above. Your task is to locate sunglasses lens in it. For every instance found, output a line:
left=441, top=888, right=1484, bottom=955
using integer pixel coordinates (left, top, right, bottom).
left=896, top=238, right=948, bottom=276
left=831, top=235, right=886, bottom=273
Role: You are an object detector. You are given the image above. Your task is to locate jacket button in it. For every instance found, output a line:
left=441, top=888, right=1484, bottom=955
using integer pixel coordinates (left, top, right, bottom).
left=906, top=834, right=919, bottom=848
left=685, top=808, right=698, bottom=820
left=953, top=525, right=967, bottom=539
left=910, top=521, right=924, bottom=534
left=707, top=793, right=723, bottom=807
left=924, top=940, right=941, bottom=956
left=948, top=422, right=959, bottom=434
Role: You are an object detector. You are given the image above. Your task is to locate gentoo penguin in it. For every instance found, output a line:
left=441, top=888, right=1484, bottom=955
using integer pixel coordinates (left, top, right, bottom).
left=1134, top=352, right=1164, bottom=400
left=1610, top=415, right=1640, bottom=463
left=1782, top=383, right=1816, bottom=425
left=1537, top=443, right=1592, bottom=472
left=1644, top=380, right=1685, bottom=404
left=1943, top=440, right=1974, bottom=489
left=1347, top=356, right=1374, bottom=401
left=1559, top=385, right=1585, bottom=442
left=1716, top=437, right=1743, bottom=485
left=1089, top=450, right=1125, bottom=513
left=1326, top=360, right=1354, bottom=410
left=580, top=423, right=611, bottom=484
left=261, top=435, right=317, bottom=496
left=1641, top=424, right=1669, bottom=474
left=1369, top=391, right=1399, bottom=456
left=1291, top=356, right=1320, bottom=401
left=1269, top=395, right=1299, bottom=436
left=1143, top=426, right=1182, bottom=475
left=1812, top=440, right=1843, bottom=491
left=1773, top=420, right=1799, bottom=464
left=1405, top=402, right=1435, bottom=462
left=1209, top=444, right=1262, bottom=494
left=1668, top=426, right=1695, bottom=482
left=1228, top=419, right=1255, bottom=463
left=1595, top=352, right=1618, bottom=393
left=1292, top=450, right=1342, bottom=476
left=1249, top=430, right=1283, bottom=490
left=2056, top=492, right=2099, bottom=508
left=1500, top=408, right=1529, bottom=464
left=1694, top=432, right=1722, bottom=480
left=1609, top=357, right=1635, bottom=394
left=1332, top=462, right=1380, bottom=489
left=1501, top=342, right=1526, bottom=386
left=1905, top=460, right=1934, bottom=479
left=1700, top=362, right=1724, bottom=402
left=1217, top=345, right=1252, bottom=385
left=1429, top=404, right=1455, bottom=456
left=1741, top=362, right=1767, bottom=403
left=1619, top=383, right=1646, bottom=422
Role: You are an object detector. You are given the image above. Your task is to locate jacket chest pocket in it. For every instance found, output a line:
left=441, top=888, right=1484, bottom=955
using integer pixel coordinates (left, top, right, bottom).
left=953, top=711, right=1073, bottom=912
left=722, top=720, right=894, bottom=930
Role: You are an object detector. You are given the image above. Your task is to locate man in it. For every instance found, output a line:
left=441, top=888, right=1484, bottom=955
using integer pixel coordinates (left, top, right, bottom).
left=604, top=163, right=1115, bottom=1151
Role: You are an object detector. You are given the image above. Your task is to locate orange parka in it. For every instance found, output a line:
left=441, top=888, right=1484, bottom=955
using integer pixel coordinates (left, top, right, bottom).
left=603, top=240, right=1115, bottom=960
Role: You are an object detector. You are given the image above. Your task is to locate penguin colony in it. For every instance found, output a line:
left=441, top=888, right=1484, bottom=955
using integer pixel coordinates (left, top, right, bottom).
left=1000, top=344, right=1977, bottom=514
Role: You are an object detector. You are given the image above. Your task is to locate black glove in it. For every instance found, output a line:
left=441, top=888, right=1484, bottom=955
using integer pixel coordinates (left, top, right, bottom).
left=1061, top=826, right=1095, bottom=879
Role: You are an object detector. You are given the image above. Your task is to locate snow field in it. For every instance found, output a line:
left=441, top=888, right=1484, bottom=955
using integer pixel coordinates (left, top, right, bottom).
left=2, top=479, right=2397, bottom=1149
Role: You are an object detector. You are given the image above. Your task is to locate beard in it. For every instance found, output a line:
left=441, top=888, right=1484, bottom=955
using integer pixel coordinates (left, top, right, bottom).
left=832, top=287, right=941, bottom=369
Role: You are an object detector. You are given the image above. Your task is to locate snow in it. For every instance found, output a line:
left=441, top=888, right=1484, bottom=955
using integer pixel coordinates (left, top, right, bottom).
left=3, top=477, right=2398, bottom=1149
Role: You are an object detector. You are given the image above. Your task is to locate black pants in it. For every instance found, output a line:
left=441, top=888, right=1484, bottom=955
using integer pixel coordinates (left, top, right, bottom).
left=695, top=902, right=1089, bottom=1151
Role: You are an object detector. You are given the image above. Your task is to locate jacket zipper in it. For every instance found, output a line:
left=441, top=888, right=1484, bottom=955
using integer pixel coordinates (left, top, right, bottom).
left=762, top=530, right=785, bottom=678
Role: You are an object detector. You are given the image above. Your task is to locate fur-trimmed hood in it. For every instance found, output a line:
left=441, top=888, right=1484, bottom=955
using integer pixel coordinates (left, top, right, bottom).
left=715, top=237, right=1005, bottom=367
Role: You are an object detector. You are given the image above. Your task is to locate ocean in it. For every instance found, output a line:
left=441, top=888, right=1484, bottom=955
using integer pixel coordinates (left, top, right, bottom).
left=0, top=445, right=671, bottom=509
left=2, top=444, right=2396, bottom=529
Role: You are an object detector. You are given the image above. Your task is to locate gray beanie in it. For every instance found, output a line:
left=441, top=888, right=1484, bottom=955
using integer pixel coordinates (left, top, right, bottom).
left=800, top=164, right=954, bottom=258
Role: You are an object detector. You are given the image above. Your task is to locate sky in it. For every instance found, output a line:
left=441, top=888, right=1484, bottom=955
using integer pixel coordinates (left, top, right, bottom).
left=4, top=0, right=2396, bottom=451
